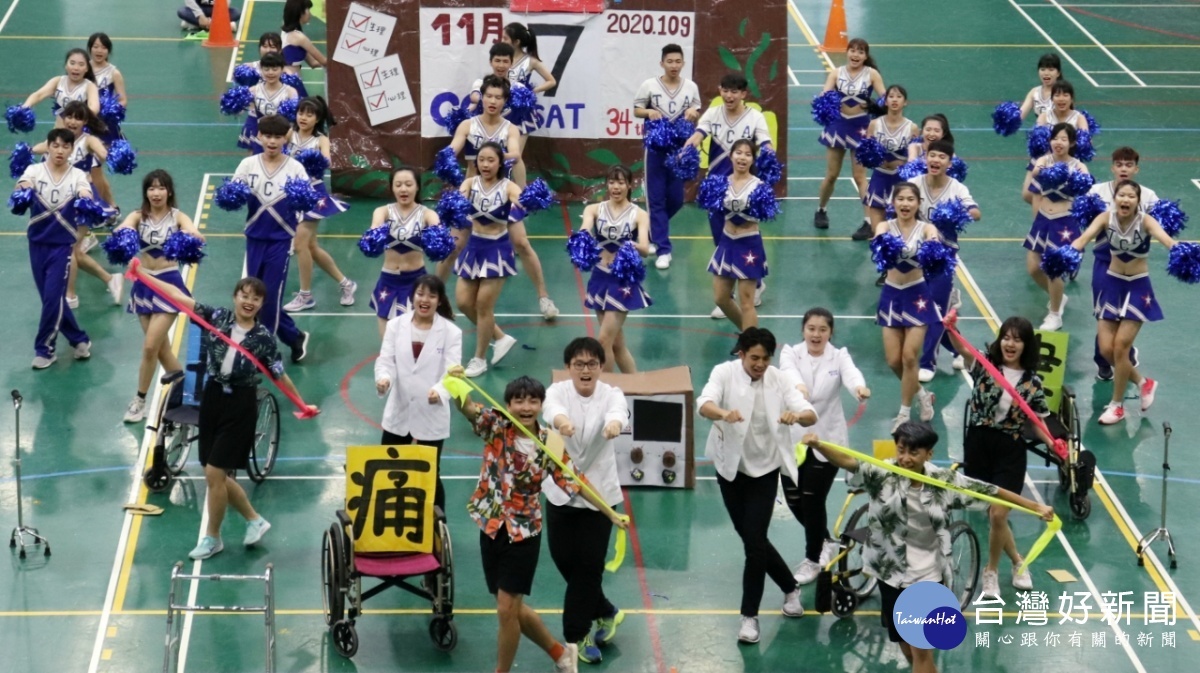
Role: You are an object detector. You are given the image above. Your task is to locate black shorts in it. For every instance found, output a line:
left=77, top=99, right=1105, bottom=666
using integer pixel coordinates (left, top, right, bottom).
left=878, top=580, right=904, bottom=643
left=197, top=380, right=257, bottom=471
left=963, top=425, right=1027, bottom=495
left=480, top=526, right=541, bottom=596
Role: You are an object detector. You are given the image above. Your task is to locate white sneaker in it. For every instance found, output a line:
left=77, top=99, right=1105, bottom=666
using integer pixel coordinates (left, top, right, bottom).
left=918, top=368, right=935, bottom=383
left=243, top=518, right=272, bottom=546
left=491, top=334, right=518, bottom=365
left=655, top=253, right=672, bottom=270
left=123, top=396, right=146, bottom=423
left=1039, top=312, right=1063, bottom=331
left=949, top=287, right=962, bottom=310
left=32, top=355, right=57, bottom=370
left=890, top=413, right=909, bottom=434
left=107, top=274, right=124, bottom=305
left=540, top=296, right=560, bottom=320
left=793, top=559, right=821, bottom=585
left=339, top=279, right=358, bottom=306
left=80, top=232, right=99, bottom=253
left=819, top=539, right=840, bottom=567
left=754, top=281, right=765, bottom=307
left=710, top=305, right=725, bottom=319
left=952, top=355, right=966, bottom=370
left=1012, top=559, right=1033, bottom=590
left=283, top=292, right=316, bottom=312
left=918, top=388, right=936, bottom=421
left=648, top=243, right=657, bottom=255
left=66, top=295, right=80, bottom=309
left=981, top=569, right=1000, bottom=598
left=73, top=341, right=92, bottom=360
left=554, top=642, right=579, bottom=673
left=737, top=616, right=760, bottom=643
left=1098, top=403, right=1125, bottom=425
left=180, top=20, right=192, bottom=30
left=782, top=589, right=804, bottom=617
left=464, top=357, right=488, bottom=378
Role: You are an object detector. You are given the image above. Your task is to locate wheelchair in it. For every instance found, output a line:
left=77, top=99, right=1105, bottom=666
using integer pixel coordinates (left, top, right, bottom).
left=142, top=323, right=281, bottom=493
left=320, top=446, right=456, bottom=658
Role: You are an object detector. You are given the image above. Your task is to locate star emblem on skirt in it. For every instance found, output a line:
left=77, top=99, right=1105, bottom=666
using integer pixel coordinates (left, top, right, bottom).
left=620, top=286, right=633, bottom=297
left=1058, top=228, right=1074, bottom=242
left=1143, top=293, right=1153, bottom=306
left=914, top=296, right=929, bottom=312
left=742, top=250, right=758, bottom=266
left=378, top=289, right=389, bottom=301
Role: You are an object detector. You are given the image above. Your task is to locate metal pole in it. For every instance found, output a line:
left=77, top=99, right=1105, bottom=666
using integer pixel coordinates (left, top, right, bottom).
left=1136, top=422, right=1178, bottom=569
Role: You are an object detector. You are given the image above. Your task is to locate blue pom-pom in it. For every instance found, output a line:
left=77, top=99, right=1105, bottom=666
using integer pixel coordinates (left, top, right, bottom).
left=1064, top=169, right=1094, bottom=198
left=162, top=231, right=206, bottom=264
left=441, top=103, right=472, bottom=135
left=854, top=137, right=886, bottom=169
left=280, top=73, right=304, bottom=91
left=697, top=173, right=728, bottom=216
left=101, top=227, right=141, bottom=265
left=8, top=186, right=34, bottom=215
left=105, top=139, right=138, bottom=175
left=1070, top=193, right=1107, bottom=226
left=868, top=95, right=888, bottom=119
left=433, top=146, right=463, bottom=188
left=992, top=101, right=1022, bottom=137
left=670, top=118, right=696, bottom=148
left=420, top=224, right=455, bottom=262
left=1027, top=125, right=1051, bottom=159
left=98, top=90, right=126, bottom=127
left=1040, top=245, right=1083, bottom=280
left=1037, top=162, right=1070, bottom=192
left=518, top=178, right=556, bottom=213
left=948, top=156, right=969, bottom=182
left=1080, top=109, right=1101, bottom=137
left=897, top=158, right=927, bottom=180
left=745, top=182, right=780, bottom=222
left=219, top=86, right=254, bottom=115
left=929, top=198, right=973, bottom=236
left=233, top=64, right=261, bottom=87
left=611, top=241, right=646, bottom=285
left=1149, top=199, right=1187, bottom=237
left=357, top=225, right=390, bottom=258
left=755, top=149, right=782, bottom=186
left=870, top=233, right=905, bottom=273
left=9, top=141, right=33, bottom=179
left=502, top=158, right=516, bottom=179
left=214, top=178, right=251, bottom=211
left=1075, top=129, right=1096, bottom=163
left=884, top=204, right=896, bottom=220
left=666, top=145, right=700, bottom=182
left=917, top=239, right=958, bottom=278
left=283, top=176, right=319, bottom=212
left=436, top=190, right=472, bottom=229
left=73, top=197, right=109, bottom=227
left=566, top=230, right=600, bottom=272
left=294, top=147, right=329, bottom=179
left=276, top=97, right=299, bottom=122
left=5, top=105, right=36, bottom=134
left=1167, top=241, right=1200, bottom=284
left=642, top=118, right=677, bottom=154
left=508, top=86, right=538, bottom=118
left=810, top=90, right=842, bottom=127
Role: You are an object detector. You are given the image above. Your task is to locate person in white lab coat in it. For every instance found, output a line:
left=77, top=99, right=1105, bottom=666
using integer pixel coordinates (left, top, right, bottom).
left=542, top=337, right=629, bottom=663
left=697, top=327, right=818, bottom=644
left=778, top=307, right=871, bottom=585
left=375, top=274, right=463, bottom=510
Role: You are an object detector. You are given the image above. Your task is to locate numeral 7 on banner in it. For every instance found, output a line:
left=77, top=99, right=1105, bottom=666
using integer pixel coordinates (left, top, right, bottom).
left=527, top=24, right=584, bottom=97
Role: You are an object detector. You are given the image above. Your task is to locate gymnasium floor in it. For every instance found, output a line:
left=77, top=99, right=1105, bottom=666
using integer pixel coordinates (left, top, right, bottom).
left=1, top=0, right=1198, bottom=671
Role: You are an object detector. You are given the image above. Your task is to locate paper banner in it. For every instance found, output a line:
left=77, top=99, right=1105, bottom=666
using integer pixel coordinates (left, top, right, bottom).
left=333, top=2, right=396, bottom=67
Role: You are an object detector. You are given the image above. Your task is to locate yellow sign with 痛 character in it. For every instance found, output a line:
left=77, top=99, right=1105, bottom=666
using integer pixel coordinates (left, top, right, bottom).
left=345, top=445, right=439, bottom=554
left=1034, top=330, right=1069, bottom=415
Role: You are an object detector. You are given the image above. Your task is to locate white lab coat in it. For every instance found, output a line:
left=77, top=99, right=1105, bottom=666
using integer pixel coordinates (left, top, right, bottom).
left=541, top=380, right=628, bottom=510
left=778, top=343, right=867, bottom=462
left=696, top=360, right=816, bottom=483
left=375, top=313, right=463, bottom=440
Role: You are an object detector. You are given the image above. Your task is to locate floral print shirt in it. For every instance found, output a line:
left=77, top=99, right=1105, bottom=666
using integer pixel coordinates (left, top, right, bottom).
left=848, top=460, right=999, bottom=588
left=966, top=361, right=1049, bottom=441
left=194, top=303, right=284, bottom=388
left=467, top=409, right=580, bottom=542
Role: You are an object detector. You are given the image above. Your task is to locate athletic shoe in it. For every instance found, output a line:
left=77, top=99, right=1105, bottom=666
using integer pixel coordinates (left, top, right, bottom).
left=949, top=288, right=962, bottom=311
left=1038, top=312, right=1063, bottom=332
left=284, top=291, right=316, bottom=312
left=577, top=633, right=602, bottom=664
left=464, top=357, right=488, bottom=378
left=980, top=569, right=1000, bottom=598
left=710, top=305, right=725, bottom=319
left=820, top=539, right=840, bottom=567
left=290, top=331, right=310, bottom=363
left=850, top=222, right=873, bottom=241
left=73, top=341, right=92, bottom=360
left=1096, top=361, right=1114, bottom=381
left=737, top=616, right=760, bottom=643
left=540, top=296, right=560, bottom=320
left=890, top=413, right=909, bottom=434
left=123, top=396, right=146, bottom=423
left=794, top=559, right=821, bottom=585
left=180, top=20, right=192, bottom=30
left=491, top=334, right=518, bottom=365
left=782, top=589, right=804, bottom=617
left=107, top=274, right=124, bottom=305
left=918, top=388, right=936, bottom=422
left=32, top=355, right=57, bottom=370
left=66, top=295, right=79, bottom=309
left=952, top=355, right=966, bottom=370
left=813, top=210, right=829, bottom=230
left=188, top=536, right=224, bottom=560
left=1012, top=559, right=1033, bottom=591
left=554, top=643, right=579, bottom=673
left=875, top=272, right=886, bottom=287
left=1139, top=378, right=1158, bottom=412
left=1098, top=403, right=1125, bottom=425
left=80, top=231, right=99, bottom=253
left=1130, top=346, right=1140, bottom=368
left=244, top=518, right=271, bottom=546
left=339, top=279, right=358, bottom=306
left=754, top=281, right=765, bottom=307
left=594, top=608, right=625, bottom=646
left=918, top=368, right=935, bottom=383
left=655, top=253, right=672, bottom=270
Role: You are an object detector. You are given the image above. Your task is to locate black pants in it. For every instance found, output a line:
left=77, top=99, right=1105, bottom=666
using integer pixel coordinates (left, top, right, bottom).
left=717, top=469, right=798, bottom=617
left=381, top=431, right=445, bottom=511
left=545, top=502, right=617, bottom=643
left=780, top=447, right=840, bottom=562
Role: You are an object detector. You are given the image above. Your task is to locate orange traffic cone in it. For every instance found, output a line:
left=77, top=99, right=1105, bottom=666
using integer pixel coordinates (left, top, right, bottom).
left=203, top=0, right=238, bottom=49
left=820, top=0, right=849, bottom=53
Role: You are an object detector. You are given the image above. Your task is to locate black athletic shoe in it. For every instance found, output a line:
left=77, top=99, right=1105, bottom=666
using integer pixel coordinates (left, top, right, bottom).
left=1130, top=346, right=1140, bottom=369
left=814, top=210, right=830, bottom=229
left=875, top=272, right=886, bottom=287
left=851, top=222, right=874, bottom=241
left=291, top=331, right=310, bottom=363
left=1096, top=361, right=1114, bottom=381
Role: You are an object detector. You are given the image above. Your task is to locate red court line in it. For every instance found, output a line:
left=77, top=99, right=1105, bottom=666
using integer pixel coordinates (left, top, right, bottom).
left=558, top=202, right=595, bottom=337
left=620, top=490, right=668, bottom=673
left=1065, top=6, right=1200, bottom=43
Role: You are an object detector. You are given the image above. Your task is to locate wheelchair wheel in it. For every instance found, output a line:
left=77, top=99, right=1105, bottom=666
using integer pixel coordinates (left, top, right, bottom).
left=247, top=389, right=280, bottom=483
left=142, top=458, right=173, bottom=494
left=331, top=619, right=358, bottom=658
left=436, top=519, right=455, bottom=612
left=155, top=377, right=196, bottom=476
left=429, top=617, right=458, bottom=652
left=840, top=504, right=878, bottom=599
left=948, top=520, right=980, bottom=611
left=830, top=585, right=859, bottom=618
left=321, top=524, right=347, bottom=626
left=1070, top=493, right=1091, bottom=520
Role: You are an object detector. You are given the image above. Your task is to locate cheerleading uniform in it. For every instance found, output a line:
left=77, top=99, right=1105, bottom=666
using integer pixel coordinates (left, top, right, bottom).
left=819, top=66, right=874, bottom=150
left=231, top=154, right=310, bottom=348
left=238, top=83, right=297, bottom=152
left=634, top=75, right=702, bottom=258
left=585, top=202, right=652, bottom=312
left=128, top=209, right=191, bottom=315
left=463, top=116, right=512, bottom=162
left=1042, top=109, right=1082, bottom=129
left=1085, top=182, right=1159, bottom=361
left=455, top=177, right=520, bottom=280
left=18, top=162, right=93, bottom=358
left=694, top=105, right=772, bottom=243
left=862, top=117, right=917, bottom=210
left=92, top=63, right=125, bottom=145
left=1024, top=159, right=1085, bottom=254
left=877, top=221, right=938, bottom=328
left=470, top=76, right=536, bottom=135
left=371, top=204, right=429, bottom=320
left=1028, top=85, right=1053, bottom=118
left=51, top=76, right=89, bottom=117
left=707, top=176, right=769, bottom=281
left=507, top=55, right=540, bottom=134
left=49, top=132, right=117, bottom=218
left=280, top=31, right=310, bottom=98
left=1094, top=212, right=1162, bottom=322
left=286, top=133, right=348, bottom=221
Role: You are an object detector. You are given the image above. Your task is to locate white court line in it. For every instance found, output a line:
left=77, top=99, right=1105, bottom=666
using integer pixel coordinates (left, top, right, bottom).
left=1090, top=71, right=1200, bottom=75
left=1190, top=179, right=1200, bottom=191
left=1047, top=0, right=1146, bottom=86
left=1023, top=3, right=1200, bottom=6
left=0, top=0, right=21, bottom=33
left=223, top=0, right=254, bottom=84
left=286, top=311, right=993, bottom=320
left=1102, top=84, right=1200, bottom=88
left=1007, top=0, right=1101, bottom=87
left=787, top=67, right=800, bottom=86
left=787, top=0, right=836, bottom=71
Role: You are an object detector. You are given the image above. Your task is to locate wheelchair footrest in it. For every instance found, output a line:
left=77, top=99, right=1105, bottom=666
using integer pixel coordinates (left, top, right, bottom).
left=815, top=570, right=833, bottom=614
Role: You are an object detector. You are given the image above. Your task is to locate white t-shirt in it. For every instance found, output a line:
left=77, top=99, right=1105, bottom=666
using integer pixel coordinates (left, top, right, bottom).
left=993, top=366, right=1024, bottom=423
left=738, top=380, right=778, bottom=477
left=219, top=324, right=250, bottom=377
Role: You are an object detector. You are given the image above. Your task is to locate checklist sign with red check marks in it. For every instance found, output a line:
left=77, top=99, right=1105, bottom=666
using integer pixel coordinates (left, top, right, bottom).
left=354, top=53, right=416, bottom=126
left=332, top=1, right=397, bottom=67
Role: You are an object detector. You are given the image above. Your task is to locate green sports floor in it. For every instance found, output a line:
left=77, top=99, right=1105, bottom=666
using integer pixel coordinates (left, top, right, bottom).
left=1, top=0, right=1198, bottom=671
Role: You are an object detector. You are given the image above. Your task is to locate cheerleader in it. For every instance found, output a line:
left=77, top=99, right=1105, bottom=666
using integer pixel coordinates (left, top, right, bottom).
left=367, top=167, right=441, bottom=338
left=501, top=23, right=556, bottom=186
left=579, top=165, right=652, bottom=373
left=281, top=0, right=324, bottom=97
left=815, top=37, right=885, bottom=239
left=1034, top=79, right=1089, bottom=133
left=242, top=33, right=283, bottom=76
left=237, top=52, right=298, bottom=153
left=454, top=142, right=522, bottom=378
left=875, top=183, right=939, bottom=431
left=1023, top=123, right=1090, bottom=331
left=116, top=170, right=204, bottom=423
left=708, top=139, right=771, bottom=331
left=909, top=113, right=953, bottom=161
left=87, top=33, right=126, bottom=146
left=1069, top=180, right=1177, bottom=424
left=1019, top=54, right=1062, bottom=122
left=22, top=48, right=100, bottom=123
left=281, top=97, right=356, bottom=313
left=861, top=85, right=919, bottom=227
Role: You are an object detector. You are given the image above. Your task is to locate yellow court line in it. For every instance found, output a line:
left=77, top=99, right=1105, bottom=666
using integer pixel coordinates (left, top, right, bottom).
left=241, top=0, right=256, bottom=43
